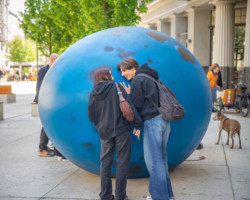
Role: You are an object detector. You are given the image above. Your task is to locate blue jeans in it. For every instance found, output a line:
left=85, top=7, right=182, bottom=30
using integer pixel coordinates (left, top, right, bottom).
left=144, top=115, right=174, bottom=200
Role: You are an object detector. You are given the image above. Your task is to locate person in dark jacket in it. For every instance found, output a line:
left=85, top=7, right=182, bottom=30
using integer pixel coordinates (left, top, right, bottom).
left=88, top=68, right=142, bottom=200
left=35, top=53, right=59, bottom=157
left=117, top=58, right=174, bottom=200
left=217, top=70, right=223, bottom=88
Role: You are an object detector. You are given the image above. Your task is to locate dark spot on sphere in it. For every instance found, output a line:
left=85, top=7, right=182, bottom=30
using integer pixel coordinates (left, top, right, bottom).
left=118, top=52, right=136, bottom=58
left=177, top=47, right=195, bottom=63
left=110, top=28, right=127, bottom=35
left=127, top=165, right=142, bottom=176
left=89, top=65, right=113, bottom=83
left=72, top=117, right=75, bottom=121
left=117, top=48, right=125, bottom=52
left=139, top=157, right=144, bottom=160
left=146, top=31, right=170, bottom=43
left=148, top=59, right=153, bottom=63
left=83, top=143, right=92, bottom=147
left=104, top=46, right=114, bottom=52
left=144, top=45, right=148, bottom=48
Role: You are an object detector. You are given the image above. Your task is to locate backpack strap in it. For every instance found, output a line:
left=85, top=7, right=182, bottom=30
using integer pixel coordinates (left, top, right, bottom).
left=136, top=73, right=161, bottom=107
left=136, top=73, right=160, bottom=84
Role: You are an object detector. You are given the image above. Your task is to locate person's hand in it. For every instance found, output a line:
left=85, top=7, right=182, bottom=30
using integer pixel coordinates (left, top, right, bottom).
left=120, top=82, right=131, bottom=94
left=133, top=128, right=140, bottom=140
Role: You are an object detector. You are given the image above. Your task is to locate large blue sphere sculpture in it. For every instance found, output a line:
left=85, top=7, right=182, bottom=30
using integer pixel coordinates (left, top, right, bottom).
left=39, top=27, right=211, bottom=178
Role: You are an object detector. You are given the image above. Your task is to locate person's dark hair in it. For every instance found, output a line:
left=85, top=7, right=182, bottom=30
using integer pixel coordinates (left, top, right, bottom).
left=94, top=68, right=112, bottom=84
left=117, top=57, right=139, bottom=71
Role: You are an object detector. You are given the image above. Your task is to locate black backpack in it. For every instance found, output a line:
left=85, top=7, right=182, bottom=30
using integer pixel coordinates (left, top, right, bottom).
left=136, top=73, right=185, bottom=121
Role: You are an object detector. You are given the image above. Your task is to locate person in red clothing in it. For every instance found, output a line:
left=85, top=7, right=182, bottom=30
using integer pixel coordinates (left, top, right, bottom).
left=207, top=63, right=221, bottom=111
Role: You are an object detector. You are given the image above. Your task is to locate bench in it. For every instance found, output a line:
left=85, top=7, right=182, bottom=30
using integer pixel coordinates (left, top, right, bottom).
left=0, top=85, right=16, bottom=103
left=0, top=101, right=3, bottom=120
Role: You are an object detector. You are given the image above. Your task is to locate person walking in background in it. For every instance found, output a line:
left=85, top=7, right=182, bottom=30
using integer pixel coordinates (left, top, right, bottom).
left=207, top=63, right=221, bottom=112
left=0, top=69, right=3, bottom=83
left=35, top=53, right=59, bottom=157
left=117, top=57, right=175, bottom=200
left=88, top=68, right=142, bottom=200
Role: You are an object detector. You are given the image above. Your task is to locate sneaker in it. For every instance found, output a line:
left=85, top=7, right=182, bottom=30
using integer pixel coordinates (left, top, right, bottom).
left=57, top=156, right=63, bottom=161
left=39, top=149, right=54, bottom=157
left=146, top=196, right=152, bottom=200
left=196, top=143, right=203, bottom=150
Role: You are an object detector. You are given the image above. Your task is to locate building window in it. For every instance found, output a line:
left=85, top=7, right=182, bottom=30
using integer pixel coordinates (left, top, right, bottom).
left=211, top=8, right=246, bottom=26
left=234, top=26, right=245, bottom=72
left=211, top=10, right=215, bottom=26
left=235, top=8, right=246, bottom=25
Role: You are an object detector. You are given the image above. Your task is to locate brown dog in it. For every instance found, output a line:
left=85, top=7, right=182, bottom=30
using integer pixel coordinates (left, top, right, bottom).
left=213, top=112, right=242, bottom=149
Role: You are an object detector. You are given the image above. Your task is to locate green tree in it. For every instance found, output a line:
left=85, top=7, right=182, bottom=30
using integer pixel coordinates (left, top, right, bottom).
left=19, top=0, right=151, bottom=56
left=24, top=39, right=36, bottom=62
left=6, top=36, right=26, bottom=64
left=6, top=36, right=36, bottom=79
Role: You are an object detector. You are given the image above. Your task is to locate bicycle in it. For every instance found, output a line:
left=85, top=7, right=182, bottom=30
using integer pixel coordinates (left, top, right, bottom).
left=215, top=83, right=250, bottom=117
left=236, top=83, right=250, bottom=117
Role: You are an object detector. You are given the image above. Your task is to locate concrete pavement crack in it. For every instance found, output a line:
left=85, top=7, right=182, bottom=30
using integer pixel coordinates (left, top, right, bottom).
left=39, top=168, right=81, bottom=200
left=221, top=137, right=236, bottom=200
left=2, top=112, right=31, bottom=120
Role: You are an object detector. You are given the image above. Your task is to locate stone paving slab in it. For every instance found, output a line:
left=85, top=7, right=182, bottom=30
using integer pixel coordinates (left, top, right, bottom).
left=0, top=82, right=250, bottom=200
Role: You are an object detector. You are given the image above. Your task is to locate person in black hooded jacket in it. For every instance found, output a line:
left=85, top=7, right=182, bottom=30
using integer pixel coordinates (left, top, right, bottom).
left=117, top=58, right=174, bottom=200
left=88, top=68, right=142, bottom=200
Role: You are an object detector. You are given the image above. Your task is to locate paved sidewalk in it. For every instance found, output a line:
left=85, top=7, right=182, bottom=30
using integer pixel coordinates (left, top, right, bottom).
left=0, top=82, right=250, bottom=200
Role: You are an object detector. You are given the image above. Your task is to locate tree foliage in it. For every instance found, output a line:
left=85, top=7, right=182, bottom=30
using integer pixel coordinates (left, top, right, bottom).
left=6, top=36, right=36, bottom=63
left=19, top=0, right=152, bottom=56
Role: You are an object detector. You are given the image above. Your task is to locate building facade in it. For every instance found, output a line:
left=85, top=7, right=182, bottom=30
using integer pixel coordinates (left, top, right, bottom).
left=0, top=0, right=9, bottom=68
left=138, top=0, right=250, bottom=90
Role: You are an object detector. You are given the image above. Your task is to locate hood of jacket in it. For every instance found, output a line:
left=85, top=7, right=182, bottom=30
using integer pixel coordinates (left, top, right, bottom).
left=135, top=63, right=159, bottom=80
left=90, top=81, right=114, bottom=100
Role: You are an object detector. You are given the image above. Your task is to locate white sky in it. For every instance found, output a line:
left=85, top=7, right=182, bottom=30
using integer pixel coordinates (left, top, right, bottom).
left=9, top=0, right=25, bottom=16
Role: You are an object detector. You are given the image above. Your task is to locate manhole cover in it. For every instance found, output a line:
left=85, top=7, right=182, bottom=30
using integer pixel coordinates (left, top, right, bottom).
left=186, top=154, right=206, bottom=161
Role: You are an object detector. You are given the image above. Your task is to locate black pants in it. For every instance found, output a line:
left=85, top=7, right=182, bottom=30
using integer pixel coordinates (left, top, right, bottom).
left=99, top=132, right=131, bottom=200
left=39, top=127, right=49, bottom=151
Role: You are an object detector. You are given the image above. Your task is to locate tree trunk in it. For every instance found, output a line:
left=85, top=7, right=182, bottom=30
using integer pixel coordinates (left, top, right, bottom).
left=19, top=63, right=22, bottom=81
left=102, top=0, right=107, bottom=17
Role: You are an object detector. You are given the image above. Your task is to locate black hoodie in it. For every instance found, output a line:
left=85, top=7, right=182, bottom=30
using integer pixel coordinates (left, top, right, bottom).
left=130, top=63, right=160, bottom=121
left=88, top=81, right=142, bottom=140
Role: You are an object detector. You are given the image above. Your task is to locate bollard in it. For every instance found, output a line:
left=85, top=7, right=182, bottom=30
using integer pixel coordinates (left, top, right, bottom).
left=31, top=102, right=39, bottom=117
left=0, top=102, right=3, bottom=120
left=0, top=85, right=16, bottom=103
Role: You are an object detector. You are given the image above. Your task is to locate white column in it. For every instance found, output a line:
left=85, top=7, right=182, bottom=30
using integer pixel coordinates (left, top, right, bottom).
left=156, top=20, right=170, bottom=35
left=213, top=0, right=236, bottom=88
left=170, top=14, right=187, bottom=46
left=187, top=8, right=210, bottom=70
left=243, top=0, right=250, bottom=91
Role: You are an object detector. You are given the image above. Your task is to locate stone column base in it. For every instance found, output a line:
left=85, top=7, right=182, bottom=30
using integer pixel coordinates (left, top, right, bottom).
left=220, top=67, right=235, bottom=89
left=31, top=102, right=39, bottom=117
left=0, top=102, right=3, bottom=120
left=0, top=94, right=16, bottom=103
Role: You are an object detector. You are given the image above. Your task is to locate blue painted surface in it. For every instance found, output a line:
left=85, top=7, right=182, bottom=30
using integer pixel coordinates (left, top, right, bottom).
left=39, top=27, right=212, bottom=178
